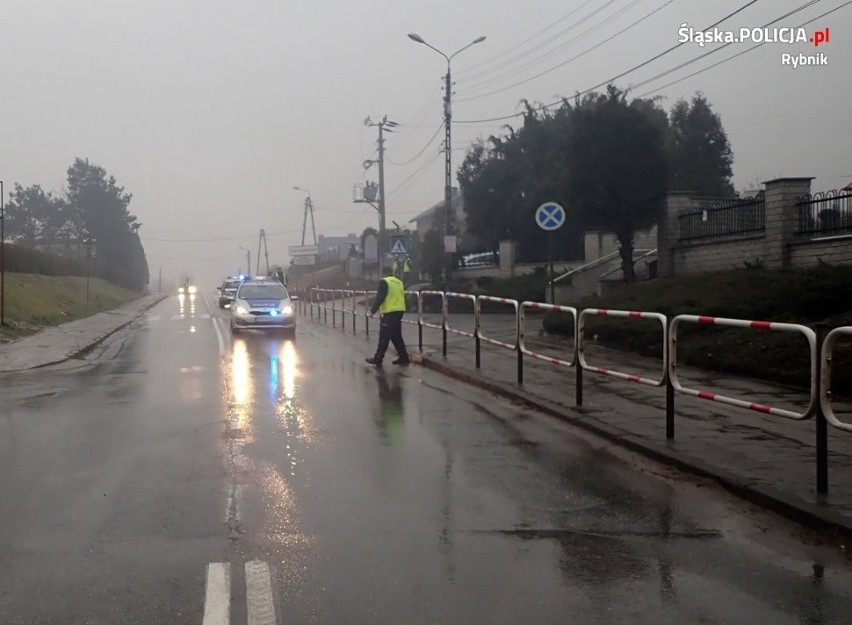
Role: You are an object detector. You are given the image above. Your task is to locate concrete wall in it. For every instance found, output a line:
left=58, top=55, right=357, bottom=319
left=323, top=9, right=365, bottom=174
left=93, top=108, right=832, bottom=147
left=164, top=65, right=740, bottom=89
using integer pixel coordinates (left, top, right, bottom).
left=658, top=178, right=821, bottom=277
left=671, top=236, right=766, bottom=273
left=583, top=227, right=657, bottom=262
left=790, top=234, right=852, bottom=268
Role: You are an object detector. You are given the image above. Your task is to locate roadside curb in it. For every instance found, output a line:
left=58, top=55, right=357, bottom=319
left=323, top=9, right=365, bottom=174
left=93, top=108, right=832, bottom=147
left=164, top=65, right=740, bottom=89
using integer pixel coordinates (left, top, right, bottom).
left=420, top=354, right=852, bottom=538
left=66, top=294, right=168, bottom=362
left=0, top=294, right=167, bottom=373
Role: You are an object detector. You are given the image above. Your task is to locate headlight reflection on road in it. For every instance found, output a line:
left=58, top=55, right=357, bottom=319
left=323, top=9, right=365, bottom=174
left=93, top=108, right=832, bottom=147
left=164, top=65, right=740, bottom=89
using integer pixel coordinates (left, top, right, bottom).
left=230, top=339, right=254, bottom=434
left=281, top=341, right=297, bottom=400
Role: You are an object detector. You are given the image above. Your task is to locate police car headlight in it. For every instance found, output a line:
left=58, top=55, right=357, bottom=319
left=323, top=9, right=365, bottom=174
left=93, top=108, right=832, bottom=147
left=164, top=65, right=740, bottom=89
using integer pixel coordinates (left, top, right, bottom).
left=282, top=305, right=293, bottom=315
left=236, top=305, right=248, bottom=315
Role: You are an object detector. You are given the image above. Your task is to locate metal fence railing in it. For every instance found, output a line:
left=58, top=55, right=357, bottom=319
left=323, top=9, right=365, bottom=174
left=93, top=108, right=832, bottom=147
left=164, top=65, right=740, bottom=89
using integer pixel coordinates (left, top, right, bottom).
left=796, top=190, right=852, bottom=238
left=302, top=288, right=849, bottom=494
left=678, top=196, right=765, bottom=242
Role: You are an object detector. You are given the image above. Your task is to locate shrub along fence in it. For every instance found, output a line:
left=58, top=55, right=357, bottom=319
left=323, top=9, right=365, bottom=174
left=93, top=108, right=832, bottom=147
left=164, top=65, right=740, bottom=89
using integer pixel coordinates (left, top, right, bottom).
left=3, top=244, right=95, bottom=277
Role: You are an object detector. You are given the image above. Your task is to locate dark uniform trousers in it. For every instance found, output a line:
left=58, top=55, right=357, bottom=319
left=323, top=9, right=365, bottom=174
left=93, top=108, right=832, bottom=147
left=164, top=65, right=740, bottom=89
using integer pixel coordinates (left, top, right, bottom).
left=374, top=311, right=408, bottom=362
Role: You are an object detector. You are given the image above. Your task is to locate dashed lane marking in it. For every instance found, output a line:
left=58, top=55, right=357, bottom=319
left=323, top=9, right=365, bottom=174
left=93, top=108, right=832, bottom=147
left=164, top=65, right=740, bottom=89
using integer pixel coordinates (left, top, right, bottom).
left=202, top=563, right=231, bottom=625
left=201, top=561, right=278, bottom=625
left=245, top=560, right=277, bottom=625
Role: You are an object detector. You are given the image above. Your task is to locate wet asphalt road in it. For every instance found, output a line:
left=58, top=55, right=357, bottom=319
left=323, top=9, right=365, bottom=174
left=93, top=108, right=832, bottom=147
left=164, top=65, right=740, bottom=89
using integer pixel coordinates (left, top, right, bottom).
left=1, top=293, right=852, bottom=624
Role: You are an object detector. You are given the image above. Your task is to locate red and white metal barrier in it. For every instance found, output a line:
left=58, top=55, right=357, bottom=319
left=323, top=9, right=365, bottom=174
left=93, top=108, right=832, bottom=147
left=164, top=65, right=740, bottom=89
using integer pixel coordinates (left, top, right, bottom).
left=669, top=315, right=817, bottom=419
left=519, top=302, right=577, bottom=367
left=820, top=326, right=852, bottom=432
left=579, top=308, right=667, bottom=386
left=402, top=290, right=420, bottom=326
left=419, top=291, right=446, bottom=331
left=445, top=292, right=476, bottom=338
left=475, top=295, right=518, bottom=350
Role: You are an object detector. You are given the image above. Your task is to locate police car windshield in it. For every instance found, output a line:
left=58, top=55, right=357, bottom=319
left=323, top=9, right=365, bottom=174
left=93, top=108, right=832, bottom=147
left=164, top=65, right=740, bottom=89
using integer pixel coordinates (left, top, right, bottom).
left=239, top=284, right=287, bottom=300
left=224, top=280, right=241, bottom=289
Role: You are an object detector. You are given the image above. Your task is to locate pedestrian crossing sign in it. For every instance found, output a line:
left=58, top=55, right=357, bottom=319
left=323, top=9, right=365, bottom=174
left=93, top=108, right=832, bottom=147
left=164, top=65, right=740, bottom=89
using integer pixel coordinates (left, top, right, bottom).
left=389, top=236, right=409, bottom=256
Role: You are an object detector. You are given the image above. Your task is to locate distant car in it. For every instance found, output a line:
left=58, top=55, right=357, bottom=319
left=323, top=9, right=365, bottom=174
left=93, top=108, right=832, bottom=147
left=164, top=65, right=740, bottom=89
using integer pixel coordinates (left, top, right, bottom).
left=178, top=283, right=197, bottom=295
left=229, top=278, right=295, bottom=336
left=218, top=277, right=243, bottom=308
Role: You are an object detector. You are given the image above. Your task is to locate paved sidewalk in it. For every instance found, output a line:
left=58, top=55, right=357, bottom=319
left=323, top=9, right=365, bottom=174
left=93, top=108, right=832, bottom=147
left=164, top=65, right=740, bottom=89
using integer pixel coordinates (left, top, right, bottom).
left=407, top=326, right=852, bottom=535
left=0, top=293, right=166, bottom=373
left=305, top=306, right=852, bottom=535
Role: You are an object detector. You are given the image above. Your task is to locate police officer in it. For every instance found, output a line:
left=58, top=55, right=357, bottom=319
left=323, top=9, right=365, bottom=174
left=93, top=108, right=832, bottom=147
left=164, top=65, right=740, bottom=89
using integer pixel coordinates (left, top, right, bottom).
left=365, top=266, right=410, bottom=367
left=402, top=255, right=412, bottom=286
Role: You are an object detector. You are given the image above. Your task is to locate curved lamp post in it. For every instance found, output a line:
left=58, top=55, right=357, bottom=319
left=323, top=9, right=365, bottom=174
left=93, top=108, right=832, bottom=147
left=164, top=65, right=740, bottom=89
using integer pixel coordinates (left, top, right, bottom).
left=408, top=33, right=486, bottom=281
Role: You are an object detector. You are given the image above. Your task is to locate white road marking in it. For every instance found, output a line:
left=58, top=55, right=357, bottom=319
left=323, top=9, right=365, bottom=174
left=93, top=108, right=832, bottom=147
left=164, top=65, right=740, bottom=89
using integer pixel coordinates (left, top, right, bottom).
left=202, top=313, right=211, bottom=319
left=203, top=563, right=231, bottom=625
left=211, top=316, right=225, bottom=357
left=245, top=561, right=277, bottom=625
left=147, top=314, right=161, bottom=322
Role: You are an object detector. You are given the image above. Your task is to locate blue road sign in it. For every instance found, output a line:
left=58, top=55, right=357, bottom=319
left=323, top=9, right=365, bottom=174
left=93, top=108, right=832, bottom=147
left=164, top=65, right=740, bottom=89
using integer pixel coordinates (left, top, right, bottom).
left=535, top=202, right=566, bottom=231
left=389, top=235, right=410, bottom=256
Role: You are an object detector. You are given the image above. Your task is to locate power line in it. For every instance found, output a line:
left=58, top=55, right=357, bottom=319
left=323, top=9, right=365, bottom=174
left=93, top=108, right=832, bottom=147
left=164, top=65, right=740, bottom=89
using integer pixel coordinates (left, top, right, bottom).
left=632, top=0, right=821, bottom=91
left=388, top=151, right=442, bottom=200
left=460, top=0, right=620, bottom=86
left=458, top=0, right=598, bottom=77
left=455, top=0, right=762, bottom=125
left=387, top=124, right=443, bottom=166
left=637, top=0, right=844, bottom=96
left=457, top=0, right=676, bottom=103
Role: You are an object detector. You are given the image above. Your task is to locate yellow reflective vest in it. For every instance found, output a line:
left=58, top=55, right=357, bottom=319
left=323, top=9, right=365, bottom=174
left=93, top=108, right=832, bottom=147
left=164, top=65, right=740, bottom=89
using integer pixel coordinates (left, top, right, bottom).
left=380, top=276, right=406, bottom=314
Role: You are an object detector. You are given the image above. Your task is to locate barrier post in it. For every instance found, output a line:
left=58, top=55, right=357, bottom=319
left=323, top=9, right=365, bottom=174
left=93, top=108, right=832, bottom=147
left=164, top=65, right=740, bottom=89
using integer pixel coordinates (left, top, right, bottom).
left=442, top=295, right=448, bottom=358
left=517, top=316, right=523, bottom=385
left=666, top=318, right=675, bottom=439
left=475, top=333, right=481, bottom=368
left=341, top=292, right=346, bottom=333
left=666, top=376, right=675, bottom=440
left=418, top=292, right=423, bottom=353
left=352, top=292, right=357, bottom=335
left=332, top=292, right=337, bottom=328
left=575, top=317, right=583, bottom=407
left=815, top=322, right=829, bottom=494
left=323, top=291, right=328, bottom=324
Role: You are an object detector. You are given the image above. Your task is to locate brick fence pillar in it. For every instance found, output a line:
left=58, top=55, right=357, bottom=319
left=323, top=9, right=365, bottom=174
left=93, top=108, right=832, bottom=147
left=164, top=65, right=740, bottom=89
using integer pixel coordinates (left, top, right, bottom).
left=658, top=192, right=693, bottom=278
left=762, top=177, right=813, bottom=269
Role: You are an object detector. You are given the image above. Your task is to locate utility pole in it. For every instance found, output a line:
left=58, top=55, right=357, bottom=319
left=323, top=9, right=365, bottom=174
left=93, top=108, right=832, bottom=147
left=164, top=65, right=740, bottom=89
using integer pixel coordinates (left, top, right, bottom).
left=84, top=237, right=96, bottom=309
left=364, top=115, right=398, bottom=273
left=408, top=33, right=486, bottom=283
left=1, top=180, right=5, bottom=326
left=443, top=69, right=453, bottom=282
left=256, top=228, right=270, bottom=275
left=294, top=189, right=317, bottom=247
left=239, top=247, right=251, bottom=277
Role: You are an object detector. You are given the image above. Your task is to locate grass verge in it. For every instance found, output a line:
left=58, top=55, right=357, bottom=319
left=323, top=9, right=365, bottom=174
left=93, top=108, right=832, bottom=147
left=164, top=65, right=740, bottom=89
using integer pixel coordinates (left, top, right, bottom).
left=0, top=273, right=143, bottom=343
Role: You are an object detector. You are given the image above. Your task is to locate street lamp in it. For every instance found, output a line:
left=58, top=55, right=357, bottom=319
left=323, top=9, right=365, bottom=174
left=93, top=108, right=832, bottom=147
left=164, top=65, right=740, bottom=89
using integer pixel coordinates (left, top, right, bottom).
left=408, top=33, right=486, bottom=282
left=1, top=180, right=5, bottom=326
left=238, top=246, right=250, bottom=277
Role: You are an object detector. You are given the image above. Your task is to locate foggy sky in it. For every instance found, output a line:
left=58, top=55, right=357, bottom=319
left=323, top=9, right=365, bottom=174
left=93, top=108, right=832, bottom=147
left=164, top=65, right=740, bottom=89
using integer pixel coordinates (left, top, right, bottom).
left=1, top=0, right=850, bottom=288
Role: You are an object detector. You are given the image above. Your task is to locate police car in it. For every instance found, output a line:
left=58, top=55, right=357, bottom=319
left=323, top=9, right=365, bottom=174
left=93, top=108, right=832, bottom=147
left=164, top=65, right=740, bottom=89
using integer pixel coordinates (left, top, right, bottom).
left=217, top=276, right=244, bottom=308
left=229, top=277, right=295, bottom=336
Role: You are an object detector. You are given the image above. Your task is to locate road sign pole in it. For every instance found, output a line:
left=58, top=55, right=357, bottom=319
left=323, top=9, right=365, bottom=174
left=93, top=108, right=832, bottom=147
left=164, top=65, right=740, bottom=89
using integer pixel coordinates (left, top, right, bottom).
left=549, top=232, right=555, bottom=304
left=535, top=202, right=565, bottom=305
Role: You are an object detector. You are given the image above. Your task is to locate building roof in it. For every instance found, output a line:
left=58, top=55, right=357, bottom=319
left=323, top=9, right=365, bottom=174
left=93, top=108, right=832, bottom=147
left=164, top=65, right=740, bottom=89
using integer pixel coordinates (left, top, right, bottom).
left=409, top=188, right=463, bottom=224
